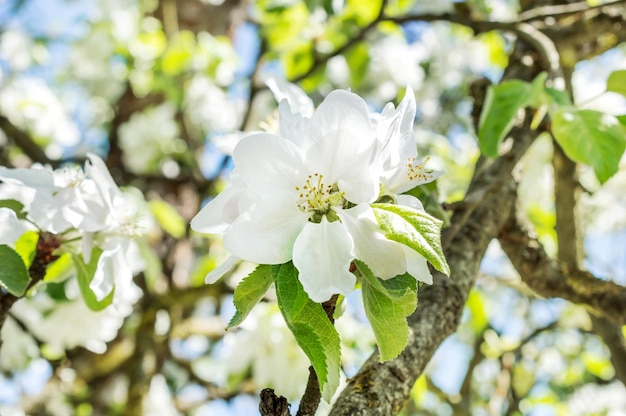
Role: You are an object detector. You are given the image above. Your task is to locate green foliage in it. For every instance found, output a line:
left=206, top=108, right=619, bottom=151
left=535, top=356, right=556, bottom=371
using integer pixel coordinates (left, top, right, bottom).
left=606, top=69, right=626, bottom=97
left=14, top=230, right=38, bottom=268
left=0, top=199, right=27, bottom=219
left=0, top=244, right=30, bottom=296
left=478, top=71, right=626, bottom=184
left=43, top=253, right=73, bottom=283
left=551, top=108, right=626, bottom=184
left=357, top=260, right=417, bottom=361
left=227, top=265, right=274, bottom=329
left=465, top=290, right=488, bottom=334
left=372, top=203, right=450, bottom=276
left=73, top=249, right=115, bottom=311
left=274, top=262, right=340, bottom=402
left=149, top=199, right=187, bottom=238
left=478, top=73, right=547, bottom=157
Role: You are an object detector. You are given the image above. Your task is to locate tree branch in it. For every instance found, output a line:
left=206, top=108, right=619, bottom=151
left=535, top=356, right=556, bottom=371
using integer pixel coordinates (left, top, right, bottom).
left=0, top=114, right=56, bottom=167
left=498, top=211, right=626, bottom=326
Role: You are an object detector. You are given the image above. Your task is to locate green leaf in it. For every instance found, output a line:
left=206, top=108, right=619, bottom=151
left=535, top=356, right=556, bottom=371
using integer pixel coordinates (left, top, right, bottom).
left=0, top=199, right=27, bottom=219
left=356, top=260, right=416, bottom=310
left=372, top=203, right=450, bottom=276
left=607, top=70, right=626, bottom=97
left=274, top=262, right=340, bottom=402
left=478, top=73, right=548, bottom=157
left=478, top=80, right=533, bottom=157
left=544, top=87, right=572, bottom=107
left=43, top=252, right=73, bottom=282
left=14, top=230, right=38, bottom=268
left=72, top=249, right=115, bottom=312
left=0, top=244, right=30, bottom=296
left=551, top=108, right=626, bottom=183
left=227, top=265, right=274, bottom=329
left=357, top=260, right=415, bottom=361
left=149, top=200, right=187, bottom=238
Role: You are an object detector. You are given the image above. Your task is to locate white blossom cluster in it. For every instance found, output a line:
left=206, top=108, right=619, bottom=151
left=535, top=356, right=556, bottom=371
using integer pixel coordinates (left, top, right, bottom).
left=0, top=154, right=153, bottom=367
left=192, top=83, right=440, bottom=302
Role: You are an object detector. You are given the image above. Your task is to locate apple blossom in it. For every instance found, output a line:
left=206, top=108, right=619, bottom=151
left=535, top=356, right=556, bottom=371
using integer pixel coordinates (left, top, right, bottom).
left=0, top=153, right=153, bottom=304
left=192, top=85, right=448, bottom=303
left=193, top=89, right=380, bottom=301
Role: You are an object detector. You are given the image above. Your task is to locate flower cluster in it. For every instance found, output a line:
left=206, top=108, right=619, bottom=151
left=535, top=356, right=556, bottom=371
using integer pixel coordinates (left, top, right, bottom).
left=192, top=85, right=441, bottom=302
left=0, top=154, right=153, bottom=303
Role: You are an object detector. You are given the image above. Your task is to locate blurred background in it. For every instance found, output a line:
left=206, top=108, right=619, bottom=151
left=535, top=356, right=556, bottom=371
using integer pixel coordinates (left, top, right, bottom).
left=0, top=0, right=625, bottom=415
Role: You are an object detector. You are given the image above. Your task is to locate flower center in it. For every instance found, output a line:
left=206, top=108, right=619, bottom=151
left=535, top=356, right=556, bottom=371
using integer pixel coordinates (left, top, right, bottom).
left=295, top=173, right=345, bottom=223
left=405, top=156, right=432, bottom=182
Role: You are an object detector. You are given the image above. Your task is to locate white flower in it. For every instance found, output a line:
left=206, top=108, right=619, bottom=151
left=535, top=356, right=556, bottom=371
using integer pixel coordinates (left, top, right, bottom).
left=118, top=102, right=182, bottom=174
left=81, top=154, right=153, bottom=300
left=193, top=90, right=379, bottom=302
left=0, top=154, right=152, bottom=302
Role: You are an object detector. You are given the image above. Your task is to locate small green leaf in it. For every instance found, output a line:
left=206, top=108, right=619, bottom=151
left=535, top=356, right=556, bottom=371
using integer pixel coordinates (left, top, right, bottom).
left=73, top=249, right=115, bottom=311
left=478, top=80, right=533, bottom=157
left=544, top=87, right=572, bottom=107
left=372, top=203, right=449, bottom=276
left=356, top=260, right=417, bottom=315
left=357, top=261, right=414, bottom=361
left=274, top=262, right=340, bottom=402
left=0, top=199, right=27, bottom=219
left=551, top=108, right=626, bottom=183
left=227, top=265, right=274, bottom=329
left=149, top=200, right=186, bottom=238
left=0, top=244, right=30, bottom=296
left=14, top=230, right=38, bottom=268
left=607, top=70, right=626, bottom=97
left=43, top=252, right=73, bottom=282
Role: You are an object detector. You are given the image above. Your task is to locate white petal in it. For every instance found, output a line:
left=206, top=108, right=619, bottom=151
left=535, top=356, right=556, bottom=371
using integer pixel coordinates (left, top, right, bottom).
left=82, top=232, right=94, bottom=263
left=396, top=194, right=424, bottom=211
left=293, top=218, right=355, bottom=302
left=90, top=247, right=119, bottom=301
left=278, top=99, right=313, bottom=148
left=0, top=208, right=25, bottom=245
left=232, top=133, right=303, bottom=197
left=86, top=153, right=121, bottom=212
left=224, top=195, right=306, bottom=264
left=191, top=185, right=247, bottom=234
left=265, top=76, right=314, bottom=118
left=305, top=90, right=379, bottom=203
left=404, top=249, right=433, bottom=284
left=0, top=166, right=55, bottom=190
left=337, top=205, right=406, bottom=279
left=308, top=91, right=375, bottom=170
left=205, top=254, right=240, bottom=283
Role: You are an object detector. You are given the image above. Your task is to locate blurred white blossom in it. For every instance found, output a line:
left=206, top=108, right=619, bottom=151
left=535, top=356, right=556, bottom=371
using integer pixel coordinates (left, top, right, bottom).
left=0, top=78, right=80, bottom=154
left=118, top=102, right=183, bottom=174
left=223, top=303, right=310, bottom=400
